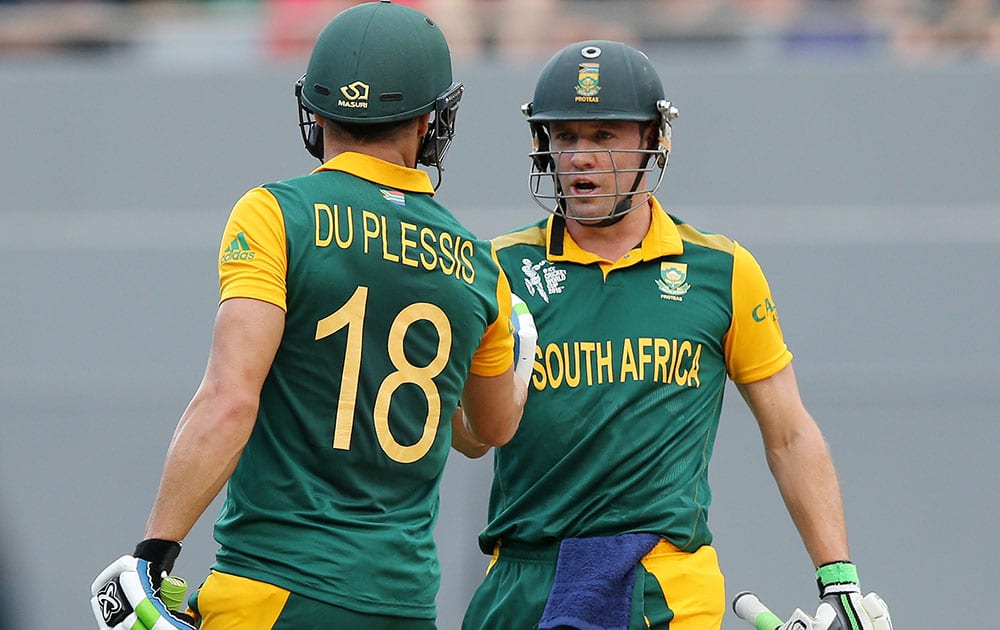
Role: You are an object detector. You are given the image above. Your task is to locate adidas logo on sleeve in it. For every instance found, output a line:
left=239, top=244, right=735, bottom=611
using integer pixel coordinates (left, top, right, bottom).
left=220, top=231, right=255, bottom=263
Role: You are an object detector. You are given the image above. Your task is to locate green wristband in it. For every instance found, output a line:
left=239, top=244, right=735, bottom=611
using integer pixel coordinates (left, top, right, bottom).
left=816, top=561, right=859, bottom=586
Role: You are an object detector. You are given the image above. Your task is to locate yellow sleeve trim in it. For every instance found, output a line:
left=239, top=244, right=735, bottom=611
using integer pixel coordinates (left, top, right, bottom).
left=470, top=247, right=515, bottom=377
left=218, top=187, right=288, bottom=311
left=725, top=242, right=793, bottom=383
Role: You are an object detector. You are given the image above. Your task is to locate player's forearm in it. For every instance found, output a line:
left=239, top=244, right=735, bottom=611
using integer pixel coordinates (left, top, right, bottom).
left=767, top=424, right=850, bottom=567
left=144, top=387, right=257, bottom=541
left=451, top=407, right=491, bottom=458
left=461, top=369, right=526, bottom=447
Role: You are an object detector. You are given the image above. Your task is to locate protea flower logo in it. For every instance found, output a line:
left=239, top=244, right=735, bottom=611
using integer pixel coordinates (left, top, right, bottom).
left=656, top=262, right=690, bottom=299
left=576, top=63, right=601, bottom=99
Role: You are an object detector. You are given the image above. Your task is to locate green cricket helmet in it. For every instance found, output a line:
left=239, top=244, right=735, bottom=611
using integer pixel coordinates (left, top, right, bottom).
left=294, top=0, right=463, bottom=171
left=522, top=40, right=678, bottom=222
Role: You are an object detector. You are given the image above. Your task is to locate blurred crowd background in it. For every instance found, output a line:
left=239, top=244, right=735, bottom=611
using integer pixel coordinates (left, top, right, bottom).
left=1, top=0, right=999, bottom=65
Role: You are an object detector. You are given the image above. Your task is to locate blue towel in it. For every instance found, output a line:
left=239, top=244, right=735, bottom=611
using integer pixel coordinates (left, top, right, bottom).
left=538, top=533, right=662, bottom=630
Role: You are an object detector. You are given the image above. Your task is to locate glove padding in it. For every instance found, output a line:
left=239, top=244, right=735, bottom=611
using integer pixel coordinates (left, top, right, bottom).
left=771, top=593, right=891, bottom=630
left=90, top=541, right=196, bottom=630
left=774, top=606, right=825, bottom=630
left=814, top=561, right=893, bottom=630
left=510, top=293, right=537, bottom=385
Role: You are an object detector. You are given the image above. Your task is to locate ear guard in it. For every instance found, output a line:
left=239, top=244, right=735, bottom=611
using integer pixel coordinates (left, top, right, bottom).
left=295, top=75, right=324, bottom=161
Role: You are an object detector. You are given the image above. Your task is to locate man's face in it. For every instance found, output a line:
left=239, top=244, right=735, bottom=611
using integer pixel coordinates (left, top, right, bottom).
left=547, top=120, right=651, bottom=222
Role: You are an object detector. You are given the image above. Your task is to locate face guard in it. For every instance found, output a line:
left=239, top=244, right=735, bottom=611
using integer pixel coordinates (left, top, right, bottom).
left=525, top=99, right=678, bottom=222
left=417, top=82, right=464, bottom=182
left=294, top=75, right=324, bottom=161
left=523, top=40, right=679, bottom=225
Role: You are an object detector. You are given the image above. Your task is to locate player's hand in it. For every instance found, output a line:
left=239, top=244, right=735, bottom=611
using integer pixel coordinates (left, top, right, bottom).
left=90, top=539, right=196, bottom=630
left=133, top=538, right=182, bottom=590
left=733, top=591, right=830, bottom=630
left=815, top=562, right=893, bottom=630
left=776, top=606, right=824, bottom=629
left=510, top=293, right=537, bottom=386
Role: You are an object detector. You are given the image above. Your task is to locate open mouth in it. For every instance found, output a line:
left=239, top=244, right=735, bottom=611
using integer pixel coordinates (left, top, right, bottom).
left=569, top=178, right=598, bottom=195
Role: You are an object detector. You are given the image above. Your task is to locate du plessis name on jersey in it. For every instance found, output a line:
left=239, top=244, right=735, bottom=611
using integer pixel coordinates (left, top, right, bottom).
left=311, top=202, right=477, bottom=283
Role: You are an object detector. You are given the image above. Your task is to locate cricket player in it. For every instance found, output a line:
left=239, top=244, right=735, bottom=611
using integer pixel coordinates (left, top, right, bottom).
left=89, top=2, right=535, bottom=629
left=456, top=40, right=892, bottom=630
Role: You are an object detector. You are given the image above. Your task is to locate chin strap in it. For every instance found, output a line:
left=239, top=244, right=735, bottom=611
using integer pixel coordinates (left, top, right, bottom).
left=428, top=162, right=444, bottom=191
left=564, top=166, right=648, bottom=229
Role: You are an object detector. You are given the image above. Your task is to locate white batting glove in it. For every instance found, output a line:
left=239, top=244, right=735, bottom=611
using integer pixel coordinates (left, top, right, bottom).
left=510, top=293, right=537, bottom=385
left=91, top=556, right=149, bottom=630
left=765, top=601, right=886, bottom=630
left=777, top=607, right=823, bottom=629
left=733, top=589, right=891, bottom=630
left=91, top=554, right=195, bottom=630
left=800, top=594, right=890, bottom=630
left=815, top=562, right=893, bottom=630
left=859, top=593, right=892, bottom=630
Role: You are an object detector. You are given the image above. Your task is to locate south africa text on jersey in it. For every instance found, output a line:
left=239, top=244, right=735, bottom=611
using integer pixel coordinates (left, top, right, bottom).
left=529, top=337, right=704, bottom=390
left=314, top=203, right=476, bottom=283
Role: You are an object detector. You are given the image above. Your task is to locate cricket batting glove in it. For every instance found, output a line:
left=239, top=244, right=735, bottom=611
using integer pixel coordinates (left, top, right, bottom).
left=90, top=539, right=196, bottom=630
left=815, top=561, right=893, bottom=630
left=510, top=293, right=537, bottom=385
left=734, top=591, right=831, bottom=630
left=778, top=607, right=825, bottom=630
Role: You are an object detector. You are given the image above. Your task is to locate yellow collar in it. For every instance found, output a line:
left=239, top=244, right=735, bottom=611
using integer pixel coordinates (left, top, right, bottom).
left=313, top=152, right=435, bottom=195
left=546, top=197, right=683, bottom=270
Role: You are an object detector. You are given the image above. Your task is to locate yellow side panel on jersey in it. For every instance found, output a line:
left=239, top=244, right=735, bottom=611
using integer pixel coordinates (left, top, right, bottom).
left=724, top=242, right=793, bottom=383
left=471, top=248, right=515, bottom=377
left=218, top=187, right=288, bottom=311
left=492, top=224, right=546, bottom=251
left=640, top=541, right=725, bottom=630
left=197, top=570, right=289, bottom=630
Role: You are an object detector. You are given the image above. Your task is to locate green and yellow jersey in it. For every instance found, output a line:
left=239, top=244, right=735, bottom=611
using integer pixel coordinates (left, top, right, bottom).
left=482, top=198, right=792, bottom=553
left=211, top=152, right=514, bottom=619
